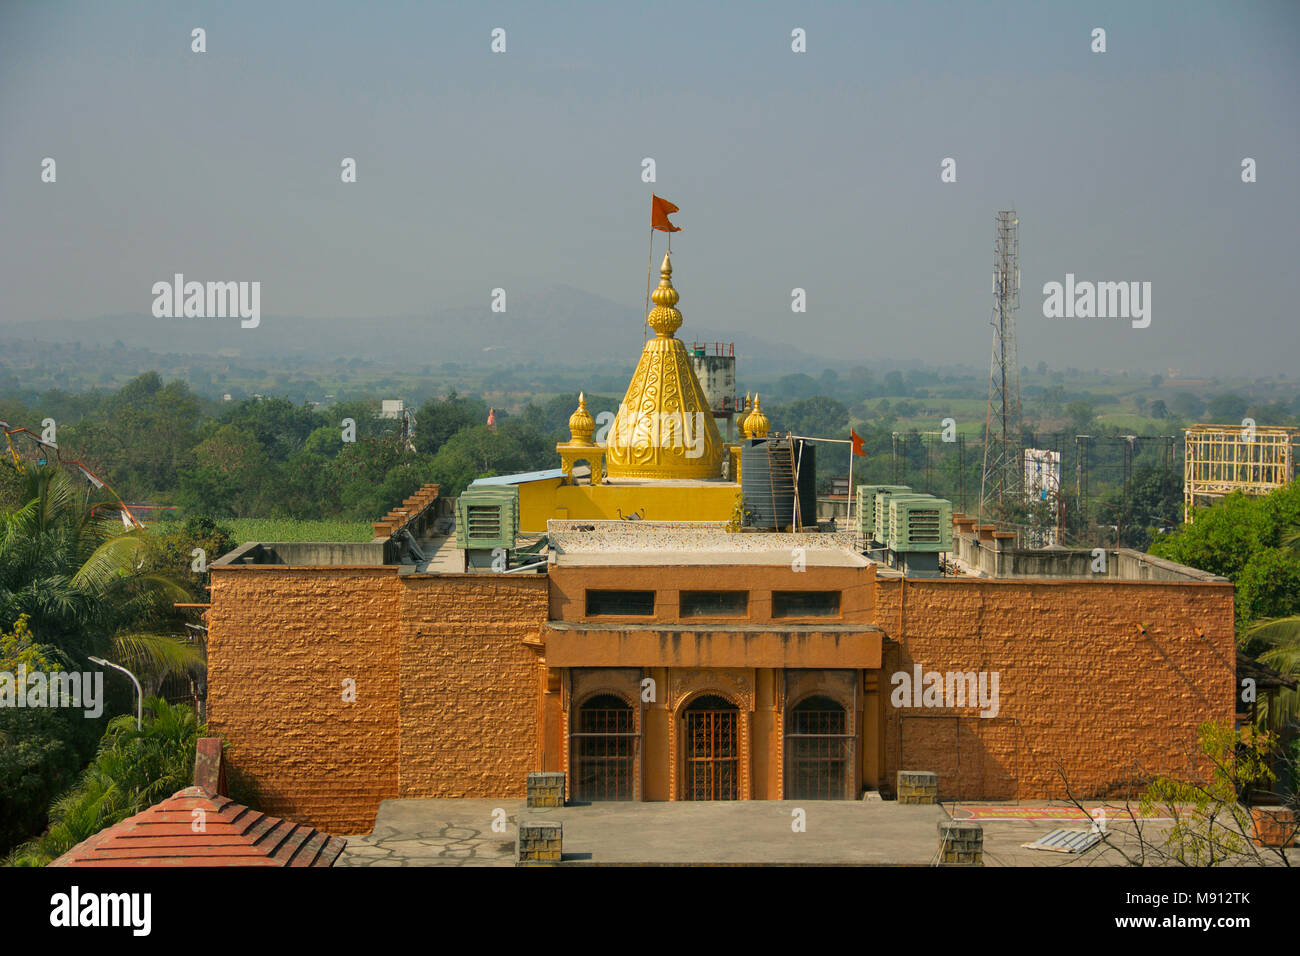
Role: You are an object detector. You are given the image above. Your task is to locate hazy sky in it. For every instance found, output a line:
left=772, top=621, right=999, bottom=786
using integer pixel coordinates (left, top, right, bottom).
left=1, top=0, right=1297, bottom=375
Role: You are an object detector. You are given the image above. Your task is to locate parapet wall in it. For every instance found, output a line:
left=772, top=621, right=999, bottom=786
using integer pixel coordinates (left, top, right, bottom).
left=953, top=531, right=1227, bottom=582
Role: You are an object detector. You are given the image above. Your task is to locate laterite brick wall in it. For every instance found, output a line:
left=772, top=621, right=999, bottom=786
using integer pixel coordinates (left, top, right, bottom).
left=397, top=575, right=548, bottom=799
left=875, top=577, right=1236, bottom=800
left=208, top=568, right=549, bottom=834
left=207, top=567, right=403, bottom=833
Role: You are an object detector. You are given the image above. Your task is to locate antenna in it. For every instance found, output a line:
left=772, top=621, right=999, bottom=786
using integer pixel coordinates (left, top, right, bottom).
left=979, top=209, right=1023, bottom=523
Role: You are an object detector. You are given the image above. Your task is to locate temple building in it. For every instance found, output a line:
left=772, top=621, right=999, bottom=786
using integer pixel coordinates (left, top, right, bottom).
left=206, top=248, right=1236, bottom=834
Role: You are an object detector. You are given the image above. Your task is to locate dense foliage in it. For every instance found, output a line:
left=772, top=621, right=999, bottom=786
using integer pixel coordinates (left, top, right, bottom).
left=5, top=698, right=203, bottom=866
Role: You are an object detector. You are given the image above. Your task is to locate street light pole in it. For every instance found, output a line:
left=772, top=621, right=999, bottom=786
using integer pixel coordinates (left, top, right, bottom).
left=88, top=656, right=142, bottom=730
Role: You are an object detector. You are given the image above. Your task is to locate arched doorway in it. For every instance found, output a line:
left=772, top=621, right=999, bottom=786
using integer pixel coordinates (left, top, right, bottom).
left=785, top=695, right=851, bottom=800
left=682, top=695, right=739, bottom=800
left=572, top=694, right=636, bottom=801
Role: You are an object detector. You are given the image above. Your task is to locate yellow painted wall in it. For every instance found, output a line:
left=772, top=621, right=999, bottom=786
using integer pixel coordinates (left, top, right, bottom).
left=517, top=477, right=739, bottom=533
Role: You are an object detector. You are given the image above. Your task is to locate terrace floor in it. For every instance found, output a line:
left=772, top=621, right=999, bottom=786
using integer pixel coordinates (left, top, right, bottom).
left=335, top=798, right=1295, bottom=867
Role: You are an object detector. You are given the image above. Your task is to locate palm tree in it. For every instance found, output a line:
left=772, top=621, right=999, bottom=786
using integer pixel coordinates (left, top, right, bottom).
left=1243, top=525, right=1300, bottom=727
left=0, top=465, right=202, bottom=693
left=4, top=697, right=203, bottom=866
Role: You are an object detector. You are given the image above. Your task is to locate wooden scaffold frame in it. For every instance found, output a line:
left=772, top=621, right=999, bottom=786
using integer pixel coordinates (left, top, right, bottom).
left=1183, top=423, right=1298, bottom=522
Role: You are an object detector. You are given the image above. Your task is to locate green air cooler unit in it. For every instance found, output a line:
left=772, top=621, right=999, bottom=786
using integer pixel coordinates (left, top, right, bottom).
left=872, top=486, right=914, bottom=544
left=887, top=494, right=953, bottom=578
left=455, top=485, right=519, bottom=569
left=857, top=484, right=912, bottom=541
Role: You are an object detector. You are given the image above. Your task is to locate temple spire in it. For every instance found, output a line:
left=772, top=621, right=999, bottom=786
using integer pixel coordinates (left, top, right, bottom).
left=647, top=252, right=683, bottom=337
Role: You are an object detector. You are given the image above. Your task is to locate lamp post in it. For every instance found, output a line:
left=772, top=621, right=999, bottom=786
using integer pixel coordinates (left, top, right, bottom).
left=88, top=657, right=142, bottom=730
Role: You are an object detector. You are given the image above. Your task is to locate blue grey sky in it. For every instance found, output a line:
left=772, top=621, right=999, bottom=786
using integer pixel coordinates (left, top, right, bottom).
left=1, top=0, right=1297, bottom=375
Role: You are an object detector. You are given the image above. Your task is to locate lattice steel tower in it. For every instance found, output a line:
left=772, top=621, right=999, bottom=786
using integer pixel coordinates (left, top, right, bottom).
left=979, top=210, right=1022, bottom=519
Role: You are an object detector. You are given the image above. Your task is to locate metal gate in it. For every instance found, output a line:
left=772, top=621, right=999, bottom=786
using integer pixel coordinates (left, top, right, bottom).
left=683, top=696, right=738, bottom=800
left=572, top=695, right=638, bottom=801
left=785, top=696, right=852, bottom=800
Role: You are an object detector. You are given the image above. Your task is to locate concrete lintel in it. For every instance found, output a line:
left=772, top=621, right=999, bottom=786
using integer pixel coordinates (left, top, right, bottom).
left=543, top=627, right=882, bottom=668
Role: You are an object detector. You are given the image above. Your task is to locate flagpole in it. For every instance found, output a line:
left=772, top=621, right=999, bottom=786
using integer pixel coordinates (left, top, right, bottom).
left=644, top=221, right=654, bottom=343
left=847, top=438, right=855, bottom=530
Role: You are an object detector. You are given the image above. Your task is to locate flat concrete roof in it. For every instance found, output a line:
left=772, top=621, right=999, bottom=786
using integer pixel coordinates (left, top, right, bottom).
left=554, top=549, right=868, bottom=567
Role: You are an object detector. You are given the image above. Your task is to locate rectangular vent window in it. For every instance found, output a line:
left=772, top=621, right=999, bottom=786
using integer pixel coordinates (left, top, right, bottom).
left=680, top=591, right=749, bottom=617
left=772, top=591, right=841, bottom=618
left=586, top=590, right=655, bottom=616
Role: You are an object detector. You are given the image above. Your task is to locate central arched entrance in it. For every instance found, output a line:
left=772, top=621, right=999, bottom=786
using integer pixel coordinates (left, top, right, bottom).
left=682, top=695, right=739, bottom=800
left=572, top=694, right=637, bottom=801
left=785, top=695, right=851, bottom=800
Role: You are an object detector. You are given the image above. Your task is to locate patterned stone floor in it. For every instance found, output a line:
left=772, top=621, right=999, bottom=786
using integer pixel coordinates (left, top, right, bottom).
left=338, top=799, right=521, bottom=867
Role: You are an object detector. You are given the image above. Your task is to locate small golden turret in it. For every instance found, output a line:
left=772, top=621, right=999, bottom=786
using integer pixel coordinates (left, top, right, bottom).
left=743, top=394, right=770, bottom=439
left=568, top=392, right=595, bottom=446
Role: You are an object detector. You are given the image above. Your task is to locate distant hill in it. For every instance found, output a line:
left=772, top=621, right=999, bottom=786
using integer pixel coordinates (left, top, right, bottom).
left=0, top=285, right=829, bottom=375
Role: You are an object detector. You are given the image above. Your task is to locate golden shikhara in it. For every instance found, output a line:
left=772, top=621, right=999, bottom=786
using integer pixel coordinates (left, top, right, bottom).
left=604, top=252, right=725, bottom=480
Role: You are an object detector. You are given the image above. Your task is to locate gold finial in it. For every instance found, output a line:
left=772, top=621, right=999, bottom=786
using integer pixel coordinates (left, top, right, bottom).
left=567, top=391, right=595, bottom=445
left=647, top=251, right=683, bottom=336
left=743, top=393, right=770, bottom=439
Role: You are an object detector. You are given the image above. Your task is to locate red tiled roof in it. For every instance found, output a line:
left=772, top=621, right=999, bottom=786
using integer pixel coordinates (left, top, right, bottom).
left=50, top=787, right=346, bottom=867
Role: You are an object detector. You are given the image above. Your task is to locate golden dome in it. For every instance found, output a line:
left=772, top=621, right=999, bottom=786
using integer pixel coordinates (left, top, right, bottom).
left=743, top=394, right=770, bottom=439
left=605, top=252, right=725, bottom=480
left=567, top=392, right=594, bottom=445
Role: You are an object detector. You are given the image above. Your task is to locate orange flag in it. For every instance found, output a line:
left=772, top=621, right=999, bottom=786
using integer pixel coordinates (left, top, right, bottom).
left=651, top=194, right=682, bottom=232
left=851, top=429, right=866, bottom=456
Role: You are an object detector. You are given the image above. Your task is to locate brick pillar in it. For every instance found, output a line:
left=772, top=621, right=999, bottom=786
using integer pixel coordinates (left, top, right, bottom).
left=938, top=819, right=983, bottom=865
left=527, top=771, right=565, bottom=808
left=897, top=770, right=938, bottom=804
left=194, top=737, right=227, bottom=796
left=516, top=822, right=562, bottom=865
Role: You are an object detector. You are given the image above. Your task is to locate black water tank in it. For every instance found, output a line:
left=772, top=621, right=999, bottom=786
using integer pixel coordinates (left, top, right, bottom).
left=741, top=438, right=796, bottom=529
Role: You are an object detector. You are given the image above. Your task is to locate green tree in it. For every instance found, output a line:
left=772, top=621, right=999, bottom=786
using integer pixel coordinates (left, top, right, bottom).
left=1171, top=392, right=1205, bottom=419
left=60, top=373, right=202, bottom=500
left=218, top=396, right=322, bottom=463
left=177, top=424, right=267, bottom=517
left=769, top=397, right=849, bottom=438
left=1207, top=394, right=1249, bottom=422
left=0, top=615, right=86, bottom=854
left=5, top=698, right=204, bottom=866
left=0, top=468, right=199, bottom=851
left=414, top=392, right=488, bottom=456
left=1064, top=400, right=1095, bottom=433
left=1137, top=723, right=1287, bottom=866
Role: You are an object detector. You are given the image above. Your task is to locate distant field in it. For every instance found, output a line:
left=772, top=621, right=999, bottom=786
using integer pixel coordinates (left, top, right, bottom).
left=224, top=518, right=374, bottom=543
left=1094, top=413, right=1175, bottom=433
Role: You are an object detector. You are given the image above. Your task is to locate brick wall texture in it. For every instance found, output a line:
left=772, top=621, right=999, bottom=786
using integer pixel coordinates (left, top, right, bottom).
left=397, top=576, right=547, bottom=801
left=208, top=564, right=1235, bottom=830
left=207, top=567, right=547, bottom=833
left=875, top=577, right=1236, bottom=801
